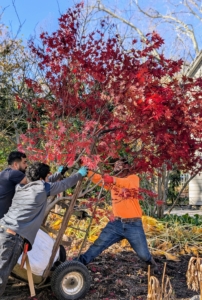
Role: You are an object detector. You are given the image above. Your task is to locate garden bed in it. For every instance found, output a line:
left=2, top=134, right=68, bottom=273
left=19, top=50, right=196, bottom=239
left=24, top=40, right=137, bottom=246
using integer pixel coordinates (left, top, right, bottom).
left=4, top=250, right=198, bottom=300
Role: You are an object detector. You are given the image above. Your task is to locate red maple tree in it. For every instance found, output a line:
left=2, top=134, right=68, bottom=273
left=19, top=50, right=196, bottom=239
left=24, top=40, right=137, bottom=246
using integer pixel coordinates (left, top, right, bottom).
left=17, top=3, right=202, bottom=180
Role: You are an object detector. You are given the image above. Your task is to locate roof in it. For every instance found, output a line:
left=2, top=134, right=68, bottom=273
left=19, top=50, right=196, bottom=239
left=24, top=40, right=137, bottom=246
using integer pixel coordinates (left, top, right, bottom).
left=186, top=50, right=202, bottom=78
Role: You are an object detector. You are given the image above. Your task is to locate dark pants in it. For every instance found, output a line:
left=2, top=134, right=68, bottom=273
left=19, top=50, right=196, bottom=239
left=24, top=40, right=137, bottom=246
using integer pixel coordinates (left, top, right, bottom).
left=0, top=227, right=24, bottom=297
left=78, top=219, right=152, bottom=265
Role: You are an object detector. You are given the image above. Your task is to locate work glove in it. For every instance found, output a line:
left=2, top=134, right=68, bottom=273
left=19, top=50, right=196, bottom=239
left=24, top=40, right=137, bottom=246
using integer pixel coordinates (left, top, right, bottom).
left=58, top=165, right=69, bottom=175
left=103, top=174, right=114, bottom=184
left=78, top=166, right=88, bottom=177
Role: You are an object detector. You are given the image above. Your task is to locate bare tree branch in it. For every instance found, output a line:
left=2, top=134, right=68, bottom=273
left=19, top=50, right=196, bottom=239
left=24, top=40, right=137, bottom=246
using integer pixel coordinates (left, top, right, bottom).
left=56, top=0, right=62, bottom=16
left=11, top=0, right=26, bottom=38
left=134, top=0, right=199, bottom=55
left=184, top=0, right=202, bottom=23
left=96, top=0, right=160, bottom=59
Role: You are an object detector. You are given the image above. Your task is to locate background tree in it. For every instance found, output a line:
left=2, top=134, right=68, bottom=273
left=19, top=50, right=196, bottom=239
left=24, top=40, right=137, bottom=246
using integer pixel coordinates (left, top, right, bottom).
left=0, top=17, right=44, bottom=167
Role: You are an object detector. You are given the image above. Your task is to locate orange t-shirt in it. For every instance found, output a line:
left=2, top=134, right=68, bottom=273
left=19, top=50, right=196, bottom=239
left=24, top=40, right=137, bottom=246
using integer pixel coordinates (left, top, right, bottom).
left=88, top=171, right=142, bottom=218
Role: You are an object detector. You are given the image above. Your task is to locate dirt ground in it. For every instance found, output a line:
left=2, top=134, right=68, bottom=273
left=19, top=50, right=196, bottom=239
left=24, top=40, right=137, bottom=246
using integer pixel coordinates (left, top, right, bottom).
left=3, top=251, right=198, bottom=300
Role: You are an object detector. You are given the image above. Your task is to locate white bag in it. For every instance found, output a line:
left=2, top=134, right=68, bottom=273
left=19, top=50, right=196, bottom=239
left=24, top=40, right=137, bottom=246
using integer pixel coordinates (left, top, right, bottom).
left=17, top=229, right=60, bottom=276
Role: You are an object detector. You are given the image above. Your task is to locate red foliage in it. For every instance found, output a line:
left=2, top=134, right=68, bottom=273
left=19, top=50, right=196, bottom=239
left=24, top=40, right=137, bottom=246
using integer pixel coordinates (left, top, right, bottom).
left=156, top=200, right=164, bottom=206
left=18, top=3, right=202, bottom=175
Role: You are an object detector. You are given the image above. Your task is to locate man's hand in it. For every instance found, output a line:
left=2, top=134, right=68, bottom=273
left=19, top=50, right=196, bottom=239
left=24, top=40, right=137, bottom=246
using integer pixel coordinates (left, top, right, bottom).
left=103, top=174, right=114, bottom=184
left=78, top=166, right=88, bottom=177
left=58, top=166, right=69, bottom=175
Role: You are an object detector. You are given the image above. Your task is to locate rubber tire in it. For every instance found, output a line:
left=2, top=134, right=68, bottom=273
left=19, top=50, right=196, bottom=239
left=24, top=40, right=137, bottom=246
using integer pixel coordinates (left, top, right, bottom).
left=51, top=261, right=91, bottom=300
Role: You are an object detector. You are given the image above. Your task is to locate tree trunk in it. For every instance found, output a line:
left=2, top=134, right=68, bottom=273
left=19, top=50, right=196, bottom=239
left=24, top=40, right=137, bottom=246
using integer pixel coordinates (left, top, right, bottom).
left=156, top=165, right=168, bottom=218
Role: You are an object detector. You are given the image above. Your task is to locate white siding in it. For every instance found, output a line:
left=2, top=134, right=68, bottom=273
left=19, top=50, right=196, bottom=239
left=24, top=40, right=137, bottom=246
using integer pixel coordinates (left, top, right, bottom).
left=189, top=174, right=202, bottom=205
left=187, top=54, right=202, bottom=205
left=193, top=67, right=202, bottom=78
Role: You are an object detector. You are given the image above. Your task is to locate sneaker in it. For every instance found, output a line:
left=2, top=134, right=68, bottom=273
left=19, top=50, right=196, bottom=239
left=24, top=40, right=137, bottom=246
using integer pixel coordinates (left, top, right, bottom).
left=150, top=264, right=161, bottom=275
left=147, top=257, right=161, bottom=275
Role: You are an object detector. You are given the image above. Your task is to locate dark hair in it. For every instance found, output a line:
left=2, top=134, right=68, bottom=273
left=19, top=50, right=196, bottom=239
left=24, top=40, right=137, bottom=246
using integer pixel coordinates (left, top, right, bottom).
left=26, top=162, right=50, bottom=181
left=7, top=151, right=27, bottom=165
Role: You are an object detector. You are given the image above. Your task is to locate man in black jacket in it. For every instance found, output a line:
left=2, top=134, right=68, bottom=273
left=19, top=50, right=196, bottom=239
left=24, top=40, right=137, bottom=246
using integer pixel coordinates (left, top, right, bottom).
left=0, top=151, right=28, bottom=218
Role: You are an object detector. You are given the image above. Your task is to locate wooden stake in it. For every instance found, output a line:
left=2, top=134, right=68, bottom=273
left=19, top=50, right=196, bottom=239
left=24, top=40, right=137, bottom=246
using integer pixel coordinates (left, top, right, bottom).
left=200, top=281, right=202, bottom=300
left=147, top=265, right=152, bottom=300
left=26, top=255, right=36, bottom=297
left=161, top=262, right=167, bottom=300
left=148, top=265, right=151, bottom=289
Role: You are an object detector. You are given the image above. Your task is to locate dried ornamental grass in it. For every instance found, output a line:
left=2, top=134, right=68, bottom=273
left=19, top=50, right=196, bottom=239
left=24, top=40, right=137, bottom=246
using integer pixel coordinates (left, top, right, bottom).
left=186, top=256, right=202, bottom=297
left=147, top=276, right=161, bottom=300
left=47, top=208, right=202, bottom=259
left=162, top=276, right=173, bottom=300
left=147, top=264, right=173, bottom=300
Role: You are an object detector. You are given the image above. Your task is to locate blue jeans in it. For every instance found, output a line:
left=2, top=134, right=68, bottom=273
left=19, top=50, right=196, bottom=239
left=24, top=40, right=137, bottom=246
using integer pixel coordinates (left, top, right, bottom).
left=0, top=227, right=24, bottom=297
left=78, top=219, right=151, bottom=265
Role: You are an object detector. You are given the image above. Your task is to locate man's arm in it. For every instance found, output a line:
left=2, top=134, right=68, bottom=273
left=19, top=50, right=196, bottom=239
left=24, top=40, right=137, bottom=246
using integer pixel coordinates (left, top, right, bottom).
left=48, top=171, right=62, bottom=183
left=48, top=167, right=87, bottom=196
left=87, top=171, right=109, bottom=190
left=48, top=166, right=69, bottom=182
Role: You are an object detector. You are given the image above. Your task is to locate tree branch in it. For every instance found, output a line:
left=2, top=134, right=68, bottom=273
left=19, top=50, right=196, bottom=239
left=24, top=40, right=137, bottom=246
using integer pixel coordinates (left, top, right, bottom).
left=184, top=0, right=202, bottom=23
left=134, top=0, right=199, bottom=55
left=96, top=0, right=160, bottom=59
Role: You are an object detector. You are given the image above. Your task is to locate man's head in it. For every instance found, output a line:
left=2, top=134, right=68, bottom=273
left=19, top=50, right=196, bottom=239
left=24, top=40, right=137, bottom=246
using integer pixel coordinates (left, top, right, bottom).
left=8, top=151, right=27, bottom=173
left=113, top=159, right=130, bottom=177
left=26, top=162, right=50, bottom=182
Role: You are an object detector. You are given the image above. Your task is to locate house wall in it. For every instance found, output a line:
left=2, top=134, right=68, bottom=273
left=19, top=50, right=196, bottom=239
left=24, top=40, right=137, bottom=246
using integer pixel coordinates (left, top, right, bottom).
left=186, top=53, right=202, bottom=206
left=192, top=67, right=202, bottom=78
left=189, top=174, right=202, bottom=205
left=189, top=151, right=202, bottom=205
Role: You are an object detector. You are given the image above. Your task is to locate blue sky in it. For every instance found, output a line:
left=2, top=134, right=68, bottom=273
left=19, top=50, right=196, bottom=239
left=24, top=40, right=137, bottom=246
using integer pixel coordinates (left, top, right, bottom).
left=1, top=0, right=75, bottom=39
left=1, top=0, right=201, bottom=60
left=1, top=0, right=155, bottom=40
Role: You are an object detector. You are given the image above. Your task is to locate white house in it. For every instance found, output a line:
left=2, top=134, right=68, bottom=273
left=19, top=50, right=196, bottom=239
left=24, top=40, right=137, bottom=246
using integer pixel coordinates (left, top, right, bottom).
left=186, top=51, right=202, bottom=206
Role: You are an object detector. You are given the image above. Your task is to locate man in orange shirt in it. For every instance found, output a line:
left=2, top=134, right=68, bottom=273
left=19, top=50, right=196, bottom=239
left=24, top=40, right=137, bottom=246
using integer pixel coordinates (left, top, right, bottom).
left=77, top=160, right=160, bottom=274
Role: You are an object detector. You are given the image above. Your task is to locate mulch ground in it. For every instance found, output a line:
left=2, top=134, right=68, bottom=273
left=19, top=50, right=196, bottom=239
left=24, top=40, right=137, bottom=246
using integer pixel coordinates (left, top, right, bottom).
left=3, top=251, right=199, bottom=300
